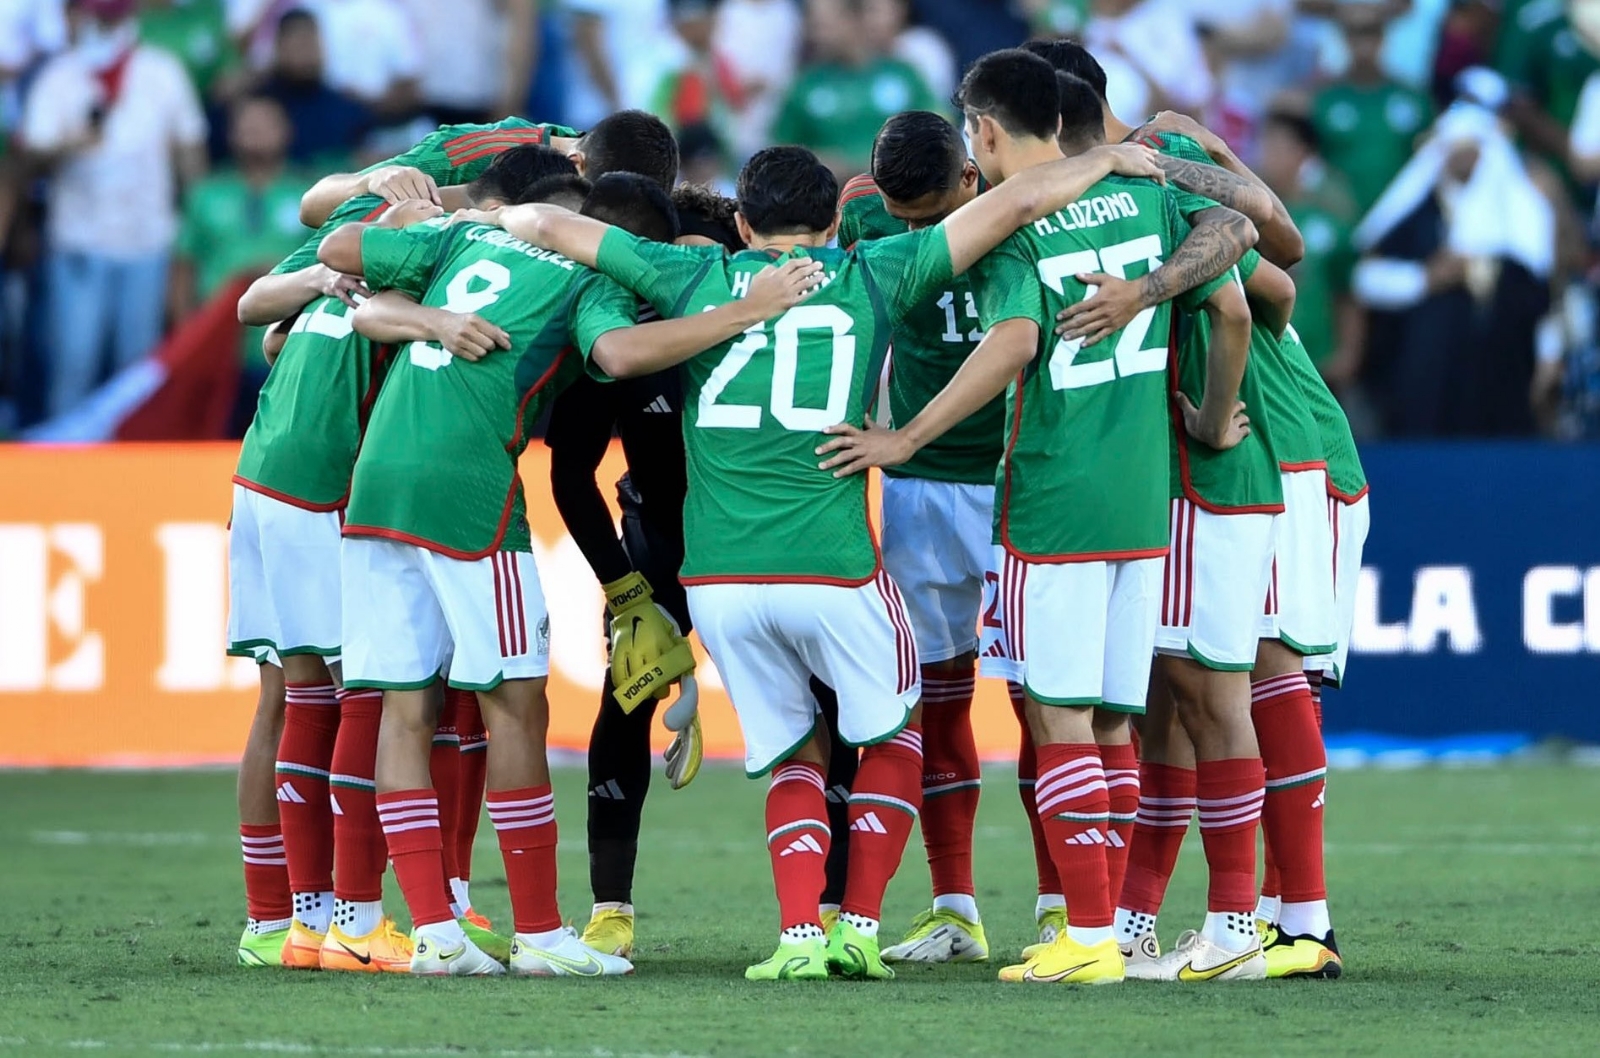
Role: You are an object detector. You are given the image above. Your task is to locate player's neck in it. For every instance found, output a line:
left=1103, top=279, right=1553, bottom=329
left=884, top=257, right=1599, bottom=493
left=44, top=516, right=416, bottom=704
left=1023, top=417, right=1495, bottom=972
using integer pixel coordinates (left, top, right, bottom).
left=1104, top=110, right=1135, bottom=143
left=747, top=233, right=831, bottom=253
left=1000, top=140, right=1066, bottom=182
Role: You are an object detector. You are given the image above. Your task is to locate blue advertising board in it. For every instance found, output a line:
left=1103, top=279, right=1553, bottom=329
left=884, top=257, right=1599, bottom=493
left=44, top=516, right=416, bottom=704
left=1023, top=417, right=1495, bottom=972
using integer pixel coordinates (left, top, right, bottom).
left=1332, top=443, right=1600, bottom=742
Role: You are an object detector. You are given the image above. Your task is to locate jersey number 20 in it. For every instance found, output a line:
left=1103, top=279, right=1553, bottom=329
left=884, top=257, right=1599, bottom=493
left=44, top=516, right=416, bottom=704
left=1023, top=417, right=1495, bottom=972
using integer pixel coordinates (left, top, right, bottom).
left=406, top=260, right=512, bottom=371
left=697, top=304, right=857, bottom=431
left=1037, top=235, right=1165, bottom=391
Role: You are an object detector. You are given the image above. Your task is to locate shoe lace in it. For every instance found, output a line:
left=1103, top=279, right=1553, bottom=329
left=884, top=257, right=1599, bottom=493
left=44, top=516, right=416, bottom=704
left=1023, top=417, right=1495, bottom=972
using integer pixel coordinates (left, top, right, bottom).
left=1171, top=929, right=1201, bottom=952
left=379, top=918, right=412, bottom=950
left=905, top=908, right=937, bottom=936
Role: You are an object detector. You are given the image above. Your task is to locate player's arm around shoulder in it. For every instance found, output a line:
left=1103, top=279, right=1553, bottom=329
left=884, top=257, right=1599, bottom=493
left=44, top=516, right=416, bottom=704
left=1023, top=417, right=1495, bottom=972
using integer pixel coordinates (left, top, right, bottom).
left=351, top=291, right=511, bottom=362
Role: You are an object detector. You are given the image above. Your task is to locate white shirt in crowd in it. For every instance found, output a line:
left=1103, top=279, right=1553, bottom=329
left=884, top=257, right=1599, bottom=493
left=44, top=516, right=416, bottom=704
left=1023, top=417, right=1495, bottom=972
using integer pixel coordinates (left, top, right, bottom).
left=714, top=0, right=802, bottom=159
left=565, top=0, right=683, bottom=129
left=21, top=42, right=206, bottom=257
left=1087, top=0, right=1212, bottom=115
left=0, top=0, right=65, bottom=73
left=397, top=0, right=503, bottom=111
left=301, top=0, right=423, bottom=103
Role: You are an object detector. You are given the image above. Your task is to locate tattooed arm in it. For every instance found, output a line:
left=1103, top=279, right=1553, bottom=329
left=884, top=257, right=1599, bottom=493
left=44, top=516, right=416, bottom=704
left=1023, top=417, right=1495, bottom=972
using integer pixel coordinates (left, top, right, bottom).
left=1157, top=155, right=1274, bottom=231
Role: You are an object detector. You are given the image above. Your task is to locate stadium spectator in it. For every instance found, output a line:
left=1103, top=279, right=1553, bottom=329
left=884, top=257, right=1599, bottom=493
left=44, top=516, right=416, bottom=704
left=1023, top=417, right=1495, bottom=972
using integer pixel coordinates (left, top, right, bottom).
left=862, top=0, right=956, bottom=104
left=1311, top=3, right=1434, bottom=215
left=20, top=0, right=207, bottom=420
left=567, top=0, right=682, bottom=129
left=651, top=0, right=740, bottom=144
left=297, top=0, right=421, bottom=118
left=1495, top=0, right=1598, bottom=165
left=772, top=0, right=938, bottom=178
left=251, top=8, right=370, bottom=166
left=1084, top=0, right=1212, bottom=115
left=138, top=0, right=241, bottom=101
left=712, top=0, right=802, bottom=158
left=394, top=0, right=532, bottom=124
left=676, top=119, right=735, bottom=193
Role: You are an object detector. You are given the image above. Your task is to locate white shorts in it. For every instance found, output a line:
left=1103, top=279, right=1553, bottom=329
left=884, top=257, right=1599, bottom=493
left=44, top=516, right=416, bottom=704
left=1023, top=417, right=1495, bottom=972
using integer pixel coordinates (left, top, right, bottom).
left=227, top=484, right=343, bottom=657
left=687, top=571, right=921, bottom=776
left=1259, top=469, right=1339, bottom=656
left=341, top=538, right=549, bottom=691
left=1156, top=498, right=1275, bottom=670
left=978, top=549, right=1162, bottom=712
left=880, top=476, right=994, bottom=664
left=1308, top=493, right=1370, bottom=686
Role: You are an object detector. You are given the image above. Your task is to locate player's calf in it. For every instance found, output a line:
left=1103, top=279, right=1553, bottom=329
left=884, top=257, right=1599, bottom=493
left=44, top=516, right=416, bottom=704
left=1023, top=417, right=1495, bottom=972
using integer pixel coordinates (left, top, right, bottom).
left=237, top=657, right=293, bottom=967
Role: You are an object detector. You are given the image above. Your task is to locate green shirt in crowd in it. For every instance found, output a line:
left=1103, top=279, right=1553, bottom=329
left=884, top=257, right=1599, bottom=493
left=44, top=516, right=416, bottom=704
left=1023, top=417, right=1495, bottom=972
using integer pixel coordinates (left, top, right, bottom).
left=139, top=0, right=238, bottom=97
left=1283, top=162, right=1358, bottom=369
left=1310, top=79, right=1433, bottom=214
left=772, top=58, right=939, bottom=174
left=178, top=170, right=312, bottom=299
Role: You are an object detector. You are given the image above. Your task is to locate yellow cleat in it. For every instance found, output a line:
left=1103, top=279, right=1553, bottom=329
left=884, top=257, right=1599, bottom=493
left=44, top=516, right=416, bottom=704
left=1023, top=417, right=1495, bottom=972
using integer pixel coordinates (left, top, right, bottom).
left=280, top=920, right=326, bottom=970
left=580, top=906, right=635, bottom=959
left=999, top=934, right=1124, bottom=984
left=820, top=908, right=840, bottom=935
left=1264, top=929, right=1343, bottom=980
left=882, top=908, right=989, bottom=963
left=237, top=926, right=290, bottom=967
left=320, top=918, right=415, bottom=973
left=1020, top=905, right=1067, bottom=960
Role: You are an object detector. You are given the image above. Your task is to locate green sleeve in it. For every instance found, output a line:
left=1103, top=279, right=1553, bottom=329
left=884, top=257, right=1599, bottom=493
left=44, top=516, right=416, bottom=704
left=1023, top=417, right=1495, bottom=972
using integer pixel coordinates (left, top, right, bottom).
left=967, top=236, right=1041, bottom=330
left=360, top=221, right=454, bottom=299
left=270, top=194, right=387, bottom=275
left=857, top=228, right=955, bottom=323
left=568, top=272, right=639, bottom=358
left=594, top=227, right=718, bottom=317
left=1235, top=248, right=1261, bottom=284
left=360, top=121, right=583, bottom=186
left=836, top=197, right=864, bottom=251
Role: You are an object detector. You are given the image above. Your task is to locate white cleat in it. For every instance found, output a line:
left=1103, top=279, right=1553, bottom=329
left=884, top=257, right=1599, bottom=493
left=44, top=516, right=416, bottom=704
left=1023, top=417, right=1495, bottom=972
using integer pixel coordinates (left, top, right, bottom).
left=410, top=933, right=505, bottom=976
left=881, top=909, right=989, bottom=964
left=510, top=926, right=636, bottom=977
left=1120, top=930, right=1164, bottom=979
left=1138, top=929, right=1266, bottom=983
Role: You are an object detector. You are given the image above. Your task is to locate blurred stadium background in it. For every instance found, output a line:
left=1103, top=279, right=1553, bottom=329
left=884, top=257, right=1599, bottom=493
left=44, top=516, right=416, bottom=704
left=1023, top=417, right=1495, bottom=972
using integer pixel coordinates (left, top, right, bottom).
left=1, top=0, right=1599, bottom=764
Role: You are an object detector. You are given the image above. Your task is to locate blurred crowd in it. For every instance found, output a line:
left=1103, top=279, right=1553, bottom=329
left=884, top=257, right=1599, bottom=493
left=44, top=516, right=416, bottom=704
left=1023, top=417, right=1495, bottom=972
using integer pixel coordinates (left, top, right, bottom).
left=3, top=0, right=1600, bottom=439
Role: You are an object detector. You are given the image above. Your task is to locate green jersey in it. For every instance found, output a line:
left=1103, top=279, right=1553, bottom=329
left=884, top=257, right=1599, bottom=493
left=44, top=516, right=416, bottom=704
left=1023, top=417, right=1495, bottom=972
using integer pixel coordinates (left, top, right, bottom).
left=593, top=226, right=955, bottom=584
left=233, top=194, right=395, bottom=509
left=1280, top=323, right=1367, bottom=502
left=1237, top=254, right=1322, bottom=469
left=366, top=118, right=583, bottom=189
left=1284, top=164, right=1358, bottom=368
left=1310, top=81, right=1433, bottom=214
left=970, top=176, right=1229, bottom=561
left=772, top=59, right=940, bottom=174
left=347, top=219, right=636, bottom=557
left=837, top=175, right=1004, bottom=486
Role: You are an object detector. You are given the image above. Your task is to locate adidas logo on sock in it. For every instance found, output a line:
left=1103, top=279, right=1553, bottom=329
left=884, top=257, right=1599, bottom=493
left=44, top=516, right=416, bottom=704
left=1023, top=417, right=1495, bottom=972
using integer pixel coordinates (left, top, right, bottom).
left=276, top=782, right=307, bottom=804
left=590, top=780, right=626, bottom=800
left=330, top=794, right=343, bottom=816
left=1065, top=828, right=1107, bottom=846
left=780, top=834, right=825, bottom=857
left=1311, top=792, right=1326, bottom=809
left=849, top=812, right=888, bottom=835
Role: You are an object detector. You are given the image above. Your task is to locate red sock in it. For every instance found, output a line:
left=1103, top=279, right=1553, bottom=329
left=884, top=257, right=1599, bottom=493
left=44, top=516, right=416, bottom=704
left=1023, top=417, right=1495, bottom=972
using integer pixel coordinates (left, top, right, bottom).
left=765, top=761, right=830, bottom=930
left=1262, top=837, right=1281, bottom=900
left=1100, top=741, right=1140, bottom=905
left=276, top=682, right=339, bottom=895
left=920, top=668, right=980, bottom=898
left=240, top=823, right=291, bottom=922
left=487, top=785, right=560, bottom=934
left=1009, top=683, right=1055, bottom=896
left=432, top=690, right=464, bottom=887
left=1307, top=670, right=1324, bottom=729
left=376, top=788, right=452, bottom=928
left=1119, top=762, right=1194, bottom=915
left=455, top=696, right=487, bottom=881
left=1034, top=743, right=1112, bottom=929
left=330, top=689, right=384, bottom=903
left=1196, top=757, right=1265, bottom=913
left=841, top=727, right=923, bottom=922
left=1252, top=672, right=1327, bottom=904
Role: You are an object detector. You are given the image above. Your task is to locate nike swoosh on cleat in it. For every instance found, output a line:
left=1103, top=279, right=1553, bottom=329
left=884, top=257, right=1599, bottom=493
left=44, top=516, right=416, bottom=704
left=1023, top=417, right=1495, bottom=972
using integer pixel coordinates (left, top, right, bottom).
left=1023, top=961, right=1096, bottom=982
left=533, top=950, right=605, bottom=976
left=1177, top=951, right=1259, bottom=982
left=336, top=942, right=373, bottom=966
left=777, top=957, right=814, bottom=979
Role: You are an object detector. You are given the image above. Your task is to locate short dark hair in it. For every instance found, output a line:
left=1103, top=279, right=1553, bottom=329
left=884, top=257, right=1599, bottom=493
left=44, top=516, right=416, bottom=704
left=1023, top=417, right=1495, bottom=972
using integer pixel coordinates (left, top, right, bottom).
left=672, top=182, right=743, bottom=250
left=516, top=173, right=592, bottom=211
left=1021, top=38, right=1108, bottom=102
left=1055, top=72, right=1105, bottom=148
left=736, top=146, right=838, bottom=236
left=582, top=172, right=680, bottom=243
left=1264, top=109, right=1319, bottom=154
left=277, top=8, right=317, bottom=35
left=871, top=111, right=966, bottom=204
left=954, top=48, right=1061, bottom=142
left=578, top=110, right=680, bottom=191
left=466, top=144, right=579, bottom=206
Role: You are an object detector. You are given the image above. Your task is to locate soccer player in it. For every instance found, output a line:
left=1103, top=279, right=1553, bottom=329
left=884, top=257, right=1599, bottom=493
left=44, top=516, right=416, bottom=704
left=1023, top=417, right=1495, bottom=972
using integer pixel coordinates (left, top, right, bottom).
left=235, top=654, right=291, bottom=966
left=476, top=136, right=1170, bottom=980
left=820, top=49, right=1252, bottom=985
left=317, top=184, right=821, bottom=976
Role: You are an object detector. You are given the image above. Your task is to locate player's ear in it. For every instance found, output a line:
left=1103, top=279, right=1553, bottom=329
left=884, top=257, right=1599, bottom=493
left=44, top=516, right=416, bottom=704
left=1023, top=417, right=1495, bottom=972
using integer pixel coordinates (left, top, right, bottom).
left=825, top=210, right=842, bottom=244
left=567, top=148, right=587, bottom=178
left=734, top=211, right=755, bottom=247
left=977, top=114, right=1000, bottom=157
left=959, top=160, right=980, bottom=192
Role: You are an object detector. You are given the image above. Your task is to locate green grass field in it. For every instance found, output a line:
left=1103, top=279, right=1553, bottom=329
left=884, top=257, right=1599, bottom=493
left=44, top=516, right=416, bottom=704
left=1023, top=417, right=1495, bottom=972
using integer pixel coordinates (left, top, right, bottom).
left=2, top=764, right=1598, bottom=1057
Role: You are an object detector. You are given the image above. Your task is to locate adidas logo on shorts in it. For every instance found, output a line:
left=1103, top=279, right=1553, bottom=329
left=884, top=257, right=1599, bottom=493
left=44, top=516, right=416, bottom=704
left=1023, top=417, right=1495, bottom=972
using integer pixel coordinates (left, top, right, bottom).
left=849, top=812, right=888, bottom=835
left=779, top=834, right=824, bottom=857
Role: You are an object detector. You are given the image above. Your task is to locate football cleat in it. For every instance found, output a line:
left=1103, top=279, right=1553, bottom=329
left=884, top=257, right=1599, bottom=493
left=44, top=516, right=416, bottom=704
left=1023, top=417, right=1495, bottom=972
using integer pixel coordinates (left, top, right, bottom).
left=465, top=908, right=494, bottom=931
left=1257, top=920, right=1278, bottom=948
left=579, top=906, right=635, bottom=959
left=745, top=934, right=829, bottom=981
left=825, top=920, right=894, bottom=980
left=1120, top=930, right=1162, bottom=974
left=882, top=907, right=989, bottom=963
left=320, top=919, right=415, bottom=973
left=1020, top=905, right=1067, bottom=960
left=280, top=920, right=327, bottom=970
left=461, top=916, right=511, bottom=964
left=1133, top=929, right=1266, bottom=982
left=999, top=934, right=1124, bottom=984
left=510, top=927, right=634, bottom=976
left=1264, top=929, right=1343, bottom=979
left=819, top=907, right=840, bottom=934
left=410, top=931, right=505, bottom=976
left=237, top=926, right=290, bottom=967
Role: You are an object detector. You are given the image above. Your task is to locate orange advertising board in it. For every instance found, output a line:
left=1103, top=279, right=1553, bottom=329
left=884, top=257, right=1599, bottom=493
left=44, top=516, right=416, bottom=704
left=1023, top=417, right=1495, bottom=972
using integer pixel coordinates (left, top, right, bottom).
left=0, top=443, right=1022, bottom=767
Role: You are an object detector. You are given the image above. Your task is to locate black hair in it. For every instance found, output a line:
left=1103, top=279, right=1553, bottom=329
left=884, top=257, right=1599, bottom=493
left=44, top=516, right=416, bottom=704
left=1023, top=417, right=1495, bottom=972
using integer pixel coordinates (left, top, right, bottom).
left=672, top=182, right=743, bottom=251
left=516, top=173, right=592, bottom=211
left=1055, top=71, right=1105, bottom=149
left=578, top=109, right=680, bottom=191
left=582, top=172, right=680, bottom=243
left=1264, top=109, right=1319, bottom=154
left=954, top=48, right=1062, bottom=143
left=466, top=144, right=578, bottom=206
left=1020, top=37, right=1108, bottom=102
left=277, top=8, right=318, bottom=34
left=736, top=146, right=838, bottom=236
left=871, top=110, right=966, bottom=204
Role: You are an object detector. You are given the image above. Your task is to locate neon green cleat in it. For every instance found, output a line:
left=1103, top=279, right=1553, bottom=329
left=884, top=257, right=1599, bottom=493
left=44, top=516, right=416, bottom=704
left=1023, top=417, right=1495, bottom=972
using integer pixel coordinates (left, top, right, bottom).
left=745, top=935, right=829, bottom=981
left=825, top=920, right=894, bottom=980
left=237, top=926, right=290, bottom=967
left=579, top=906, right=635, bottom=959
left=881, top=907, right=989, bottom=963
left=1021, top=905, right=1066, bottom=960
left=460, top=917, right=511, bottom=964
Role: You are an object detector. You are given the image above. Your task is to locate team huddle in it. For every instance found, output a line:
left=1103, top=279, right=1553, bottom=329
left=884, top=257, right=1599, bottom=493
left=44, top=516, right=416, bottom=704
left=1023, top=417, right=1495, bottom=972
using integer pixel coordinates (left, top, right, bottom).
left=225, top=38, right=1369, bottom=985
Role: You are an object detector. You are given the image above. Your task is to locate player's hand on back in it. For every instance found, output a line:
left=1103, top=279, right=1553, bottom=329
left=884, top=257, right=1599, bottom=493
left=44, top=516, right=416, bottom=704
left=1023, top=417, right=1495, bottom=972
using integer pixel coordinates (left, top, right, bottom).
left=430, top=311, right=512, bottom=361
left=365, top=165, right=441, bottom=208
left=311, top=265, right=372, bottom=309
left=1055, top=273, right=1146, bottom=347
left=743, top=259, right=827, bottom=322
left=377, top=198, right=444, bottom=229
left=1090, top=143, right=1166, bottom=184
left=816, top=415, right=913, bottom=478
left=449, top=207, right=504, bottom=228
left=1178, top=392, right=1251, bottom=451
left=1135, top=111, right=1222, bottom=155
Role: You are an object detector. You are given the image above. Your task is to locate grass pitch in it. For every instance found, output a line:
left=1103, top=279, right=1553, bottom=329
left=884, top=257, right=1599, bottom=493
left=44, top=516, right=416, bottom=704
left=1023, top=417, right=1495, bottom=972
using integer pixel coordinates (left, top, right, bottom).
left=1, top=764, right=1597, bottom=1057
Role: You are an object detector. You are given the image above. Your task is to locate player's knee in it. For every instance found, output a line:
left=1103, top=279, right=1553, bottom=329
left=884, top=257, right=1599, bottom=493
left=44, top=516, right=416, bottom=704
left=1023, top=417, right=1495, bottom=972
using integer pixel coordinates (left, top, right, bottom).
left=1251, top=638, right=1301, bottom=681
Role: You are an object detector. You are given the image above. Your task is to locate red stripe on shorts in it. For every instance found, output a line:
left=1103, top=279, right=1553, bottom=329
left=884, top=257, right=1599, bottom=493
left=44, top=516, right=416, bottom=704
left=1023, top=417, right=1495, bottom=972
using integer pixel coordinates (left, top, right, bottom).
left=507, top=553, right=527, bottom=656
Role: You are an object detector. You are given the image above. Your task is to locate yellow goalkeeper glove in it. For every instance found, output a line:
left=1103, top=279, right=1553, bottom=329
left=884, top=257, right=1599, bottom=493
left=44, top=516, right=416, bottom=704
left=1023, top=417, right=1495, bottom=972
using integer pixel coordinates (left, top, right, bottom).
left=604, top=572, right=695, bottom=712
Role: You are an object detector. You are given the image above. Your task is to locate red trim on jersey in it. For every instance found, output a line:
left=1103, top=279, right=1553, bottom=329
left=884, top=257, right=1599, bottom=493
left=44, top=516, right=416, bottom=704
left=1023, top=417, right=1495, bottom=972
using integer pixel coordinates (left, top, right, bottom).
left=1279, top=460, right=1328, bottom=473
left=839, top=175, right=881, bottom=205
left=232, top=475, right=348, bottom=513
left=359, top=202, right=388, bottom=223
left=509, top=349, right=571, bottom=453
left=343, top=472, right=519, bottom=559
left=1328, top=481, right=1369, bottom=505
left=443, top=127, right=549, bottom=161
left=443, top=125, right=549, bottom=151
left=449, top=139, right=555, bottom=168
left=1166, top=331, right=1286, bottom=516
